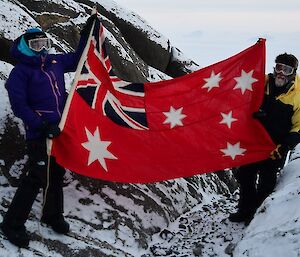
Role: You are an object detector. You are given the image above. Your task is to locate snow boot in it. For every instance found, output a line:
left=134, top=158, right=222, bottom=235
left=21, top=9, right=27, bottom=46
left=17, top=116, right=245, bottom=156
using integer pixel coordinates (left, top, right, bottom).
left=228, top=210, right=247, bottom=222
left=229, top=200, right=257, bottom=225
left=41, top=216, right=70, bottom=234
left=1, top=222, right=29, bottom=248
left=228, top=210, right=254, bottom=224
left=1, top=174, right=40, bottom=248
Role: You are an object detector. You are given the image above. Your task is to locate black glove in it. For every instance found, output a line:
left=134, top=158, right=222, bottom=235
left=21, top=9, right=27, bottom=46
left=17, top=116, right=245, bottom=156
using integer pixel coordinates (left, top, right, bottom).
left=41, top=121, right=61, bottom=139
left=270, top=144, right=288, bottom=160
left=283, top=132, right=300, bottom=150
left=80, top=14, right=98, bottom=37
left=253, top=109, right=267, bottom=119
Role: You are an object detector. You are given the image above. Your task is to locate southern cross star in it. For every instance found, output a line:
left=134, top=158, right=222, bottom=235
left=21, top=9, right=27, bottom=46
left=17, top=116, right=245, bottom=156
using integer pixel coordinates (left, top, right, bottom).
left=220, top=142, right=246, bottom=160
left=163, top=106, right=186, bottom=129
left=202, top=70, right=222, bottom=92
left=233, top=69, right=258, bottom=94
left=219, top=111, right=237, bottom=129
left=81, top=127, right=117, bottom=171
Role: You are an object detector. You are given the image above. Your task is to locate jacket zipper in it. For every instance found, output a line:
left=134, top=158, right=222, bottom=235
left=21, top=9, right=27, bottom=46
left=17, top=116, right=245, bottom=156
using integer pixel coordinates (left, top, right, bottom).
left=50, top=71, right=61, bottom=96
left=41, top=59, right=62, bottom=118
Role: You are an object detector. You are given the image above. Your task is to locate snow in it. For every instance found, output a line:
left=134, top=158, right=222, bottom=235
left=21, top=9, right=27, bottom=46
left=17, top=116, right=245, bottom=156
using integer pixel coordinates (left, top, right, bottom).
left=149, top=194, right=245, bottom=257
left=0, top=62, right=13, bottom=133
left=93, top=0, right=169, bottom=49
left=0, top=61, right=25, bottom=137
left=0, top=0, right=40, bottom=39
left=104, top=27, right=134, bottom=63
left=233, top=146, right=300, bottom=257
left=45, top=0, right=85, bottom=12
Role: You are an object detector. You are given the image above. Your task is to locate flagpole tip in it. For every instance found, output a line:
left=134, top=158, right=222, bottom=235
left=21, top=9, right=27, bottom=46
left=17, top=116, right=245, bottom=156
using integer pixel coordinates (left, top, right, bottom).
left=257, top=38, right=266, bottom=43
left=92, top=5, right=97, bottom=15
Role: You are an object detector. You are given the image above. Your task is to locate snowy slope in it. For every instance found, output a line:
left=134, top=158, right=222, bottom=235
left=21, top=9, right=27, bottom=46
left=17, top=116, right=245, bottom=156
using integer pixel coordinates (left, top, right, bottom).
left=0, top=0, right=40, bottom=39
left=233, top=147, right=300, bottom=257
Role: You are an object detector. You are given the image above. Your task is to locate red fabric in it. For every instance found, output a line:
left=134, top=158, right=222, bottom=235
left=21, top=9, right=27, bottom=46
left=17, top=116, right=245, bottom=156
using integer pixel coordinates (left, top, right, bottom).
left=51, top=35, right=275, bottom=183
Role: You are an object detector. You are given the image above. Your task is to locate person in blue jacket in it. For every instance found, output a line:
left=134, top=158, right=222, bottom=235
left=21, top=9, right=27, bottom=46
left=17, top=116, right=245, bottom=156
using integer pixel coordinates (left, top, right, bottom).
left=1, top=15, right=96, bottom=248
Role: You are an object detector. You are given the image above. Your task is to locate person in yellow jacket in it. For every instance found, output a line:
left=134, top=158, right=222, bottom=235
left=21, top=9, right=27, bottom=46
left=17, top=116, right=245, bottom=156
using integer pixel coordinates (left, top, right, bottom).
left=229, top=53, right=300, bottom=225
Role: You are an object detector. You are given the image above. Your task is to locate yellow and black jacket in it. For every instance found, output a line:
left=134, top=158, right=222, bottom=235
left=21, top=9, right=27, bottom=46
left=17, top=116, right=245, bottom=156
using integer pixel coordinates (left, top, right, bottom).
left=256, top=74, right=300, bottom=149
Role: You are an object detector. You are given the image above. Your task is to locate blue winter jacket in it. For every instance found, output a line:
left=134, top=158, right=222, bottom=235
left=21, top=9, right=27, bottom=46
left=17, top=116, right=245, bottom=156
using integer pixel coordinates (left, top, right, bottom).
left=6, top=35, right=86, bottom=140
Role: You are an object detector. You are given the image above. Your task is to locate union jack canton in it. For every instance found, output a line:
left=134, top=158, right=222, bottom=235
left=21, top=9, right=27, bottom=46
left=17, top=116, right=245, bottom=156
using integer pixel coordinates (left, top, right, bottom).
left=76, top=17, right=148, bottom=130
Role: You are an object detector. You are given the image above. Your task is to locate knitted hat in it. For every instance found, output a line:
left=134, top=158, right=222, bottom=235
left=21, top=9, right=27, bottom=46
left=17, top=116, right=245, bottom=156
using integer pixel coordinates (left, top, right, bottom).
left=275, top=53, right=298, bottom=70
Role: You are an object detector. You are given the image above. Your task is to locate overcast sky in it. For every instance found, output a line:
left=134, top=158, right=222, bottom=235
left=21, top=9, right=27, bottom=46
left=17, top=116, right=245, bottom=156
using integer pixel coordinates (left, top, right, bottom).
left=113, top=0, right=300, bottom=72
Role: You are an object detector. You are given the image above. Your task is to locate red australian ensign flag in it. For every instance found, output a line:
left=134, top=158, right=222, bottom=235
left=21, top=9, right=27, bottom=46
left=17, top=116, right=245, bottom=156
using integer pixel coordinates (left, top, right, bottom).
left=50, top=15, right=275, bottom=183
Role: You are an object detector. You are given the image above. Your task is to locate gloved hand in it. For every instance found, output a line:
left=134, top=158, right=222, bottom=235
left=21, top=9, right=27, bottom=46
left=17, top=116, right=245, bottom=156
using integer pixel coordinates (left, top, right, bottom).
left=270, top=144, right=287, bottom=160
left=41, top=121, right=61, bottom=139
left=80, top=14, right=98, bottom=37
left=253, top=109, right=267, bottom=119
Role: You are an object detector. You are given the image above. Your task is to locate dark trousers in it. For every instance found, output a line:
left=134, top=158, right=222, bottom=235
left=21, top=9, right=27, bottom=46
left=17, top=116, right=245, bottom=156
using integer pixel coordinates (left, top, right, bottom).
left=3, top=139, right=65, bottom=229
left=234, top=157, right=284, bottom=214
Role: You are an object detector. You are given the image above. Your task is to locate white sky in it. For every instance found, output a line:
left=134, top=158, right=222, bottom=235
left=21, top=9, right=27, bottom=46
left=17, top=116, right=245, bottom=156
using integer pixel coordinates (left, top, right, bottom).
left=113, top=0, right=300, bottom=73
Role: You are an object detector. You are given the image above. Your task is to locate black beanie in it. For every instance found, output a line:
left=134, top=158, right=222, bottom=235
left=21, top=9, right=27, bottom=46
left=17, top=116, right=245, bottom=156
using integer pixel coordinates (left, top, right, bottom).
left=275, top=53, right=298, bottom=70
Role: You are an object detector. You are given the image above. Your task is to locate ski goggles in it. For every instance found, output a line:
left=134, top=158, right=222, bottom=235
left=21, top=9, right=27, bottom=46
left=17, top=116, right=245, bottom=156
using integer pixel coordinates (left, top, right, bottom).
left=274, top=63, right=294, bottom=76
left=28, top=37, right=51, bottom=52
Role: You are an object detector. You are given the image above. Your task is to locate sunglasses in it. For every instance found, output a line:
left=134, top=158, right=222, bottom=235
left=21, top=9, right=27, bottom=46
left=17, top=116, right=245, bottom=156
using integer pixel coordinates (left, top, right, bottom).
left=28, top=37, right=51, bottom=52
left=274, top=63, right=294, bottom=76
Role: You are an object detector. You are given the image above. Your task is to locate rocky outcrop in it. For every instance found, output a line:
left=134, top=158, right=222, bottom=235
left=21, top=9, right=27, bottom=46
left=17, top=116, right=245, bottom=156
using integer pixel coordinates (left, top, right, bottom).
left=1, top=0, right=199, bottom=80
left=0, top=38, right=15, bottom=65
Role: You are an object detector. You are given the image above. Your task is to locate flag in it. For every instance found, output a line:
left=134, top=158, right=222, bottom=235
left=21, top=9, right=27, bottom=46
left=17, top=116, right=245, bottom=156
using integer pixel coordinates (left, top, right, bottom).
left=50, top=16, right=275, bottom=183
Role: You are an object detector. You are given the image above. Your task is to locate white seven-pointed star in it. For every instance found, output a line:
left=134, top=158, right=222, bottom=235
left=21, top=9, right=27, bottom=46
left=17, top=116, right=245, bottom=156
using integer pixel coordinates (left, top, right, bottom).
left=220, top=111, right=237, bottom=129
left=233, top=70, right=258, bottom=94
left=220, top=142, right=246, bottom=160
left=81, top=127, right=117, bottom=171
left=163, top=106, right=186, bottom=129
left=202, top=71, right=222, bottom=92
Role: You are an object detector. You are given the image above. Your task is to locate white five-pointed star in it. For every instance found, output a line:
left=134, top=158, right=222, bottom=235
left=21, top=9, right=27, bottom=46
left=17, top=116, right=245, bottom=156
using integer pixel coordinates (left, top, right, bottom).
left=220, top=142, right=246, bottom=160
left=233, top=70, right=258, bottom=94
left=81, top=127, right=117, bottom=171
left=163, top=106, right=186, bottom=129
left=220, top=111, right=237, bottom=129
left=202, top=71, right=222, bottom=92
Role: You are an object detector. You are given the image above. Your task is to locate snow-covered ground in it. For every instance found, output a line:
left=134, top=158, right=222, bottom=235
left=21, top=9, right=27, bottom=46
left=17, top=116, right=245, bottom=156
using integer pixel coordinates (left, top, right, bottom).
left=0, top=169, right=239, bottom=257
left=147, top=148, right=300, bottom=257
left=233, top=147, right=300, bottom=257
